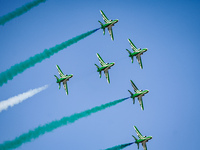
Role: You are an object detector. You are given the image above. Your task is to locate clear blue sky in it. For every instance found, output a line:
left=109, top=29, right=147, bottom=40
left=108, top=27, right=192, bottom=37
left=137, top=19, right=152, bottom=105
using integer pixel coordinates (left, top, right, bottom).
left=0, top=0, right=200, bottom=149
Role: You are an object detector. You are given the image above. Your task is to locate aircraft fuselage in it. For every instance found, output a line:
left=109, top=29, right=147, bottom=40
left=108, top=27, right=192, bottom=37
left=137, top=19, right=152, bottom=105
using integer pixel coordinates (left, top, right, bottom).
left=129, top=48, right=148, bottom=57
left=101, top=19, right=119, bottom=29
left=135, top=136, right=152, bottom=144
left=97, top=63, right=115, bottom=72
left=132, top=90, right=149, bottom=98
left=56, top=75, right=73, bottom=83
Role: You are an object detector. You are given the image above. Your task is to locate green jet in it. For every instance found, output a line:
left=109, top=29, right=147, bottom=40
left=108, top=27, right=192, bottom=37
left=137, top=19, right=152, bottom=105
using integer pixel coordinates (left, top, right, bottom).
left=132, top=126, right=152, bottom=150
left=128, top=80, right=149, bottom=110
left=54, top=65, right=73, bottom=95
left=95, top=53, right=115, bottom=84
left=126, top=39, right=148, bottom=69
left=98, top=10, right=119, bottom=41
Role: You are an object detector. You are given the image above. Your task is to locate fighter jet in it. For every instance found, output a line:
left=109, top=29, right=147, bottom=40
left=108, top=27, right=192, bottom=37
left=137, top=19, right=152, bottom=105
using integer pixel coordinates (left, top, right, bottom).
left=95, top=53, right=115, bottom=84
left=98, top=10, right=119, bottom=41
left=126, top=39, right=148, bottom=69
left=128, top=80, right=149, bottom=110
left=132, top=126, right=152, bottom=150
left=54, top=65, right=73, bottom=95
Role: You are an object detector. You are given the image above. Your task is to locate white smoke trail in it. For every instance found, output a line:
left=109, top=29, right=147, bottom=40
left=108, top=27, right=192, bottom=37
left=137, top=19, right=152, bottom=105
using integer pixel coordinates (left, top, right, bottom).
left=0, top=84, right=48, bottom=113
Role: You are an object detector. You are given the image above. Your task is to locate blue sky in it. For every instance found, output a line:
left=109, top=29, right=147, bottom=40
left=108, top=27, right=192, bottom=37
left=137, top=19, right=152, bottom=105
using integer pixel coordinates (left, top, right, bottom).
left=0, top=0, right=200, bottom=149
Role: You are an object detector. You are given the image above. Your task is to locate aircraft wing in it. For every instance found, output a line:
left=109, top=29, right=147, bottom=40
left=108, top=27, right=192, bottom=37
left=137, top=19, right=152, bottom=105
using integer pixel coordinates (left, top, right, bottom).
left=128, top=39, right=138, bottom=52
left=134, top=126, right=143, bottom=139
left=130, top=80, right=139, bottom=92
left=104, top=70, right=110, bottom=84
left=136, top=55, right=143, bottom=69
left=56, top=65, right=65, bottom=77
left=108, top=26, right=114, bottom=41
left=96, top=53, right=106, bottom=66
left=100, top=10, right=109, bottom=23
left=138, top=96, right=144, bottom=110
left=63, top=81, right=68, bottom=95
left=142, top=142, right=147, bottom=150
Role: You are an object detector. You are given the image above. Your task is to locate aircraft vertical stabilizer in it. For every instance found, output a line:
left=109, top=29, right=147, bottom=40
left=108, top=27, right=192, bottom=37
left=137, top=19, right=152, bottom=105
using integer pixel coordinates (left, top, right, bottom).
left=54, top=75, right=61, bottom=89
left=128, top=90, right=135, bottom=104
left=95, top=64, right=102, bottom=78
left=132, top=135, right=139, bottom=149
left=98, top=20, right=105, bottom=35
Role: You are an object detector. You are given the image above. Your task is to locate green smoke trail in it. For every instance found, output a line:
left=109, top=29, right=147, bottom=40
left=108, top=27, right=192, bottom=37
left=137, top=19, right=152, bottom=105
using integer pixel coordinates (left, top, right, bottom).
left=0, top=0, right=46, bottom=25
left=0, top=97, right=130, bottom=150
left=0, top=28, right=99, bottom=87
left=104, top=142, right=134, bottom=150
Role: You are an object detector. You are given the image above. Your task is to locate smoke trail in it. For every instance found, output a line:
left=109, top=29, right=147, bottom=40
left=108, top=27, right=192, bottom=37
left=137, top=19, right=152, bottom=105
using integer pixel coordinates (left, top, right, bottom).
left=0, top=84, right=48, bottom=113
left=0, top=97, right=130, bottom=150
left=104, top=142, right=134, bottom=150
left=0, top=28, right=99, bottom=87
left=0, top=0, right=46, bottom=25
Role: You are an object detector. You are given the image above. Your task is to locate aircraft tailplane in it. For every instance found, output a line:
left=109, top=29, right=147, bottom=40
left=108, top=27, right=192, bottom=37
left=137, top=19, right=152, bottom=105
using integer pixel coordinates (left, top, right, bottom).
left=126, top=49, right=132, bottom=55
left=54, top=75, right=61, bottom=89
left=132, top=135, right=139, bottom=149
left=126, top=49, right=134, bottom=63
left=98, top=20, right=105, bottom=35
left=128, top=90, right=135, bottom=104
left=95, top=64, right=102, bottom=78
left=131, top=56, right=134, bottom=63
left=54, top=75, right=59, bottom=82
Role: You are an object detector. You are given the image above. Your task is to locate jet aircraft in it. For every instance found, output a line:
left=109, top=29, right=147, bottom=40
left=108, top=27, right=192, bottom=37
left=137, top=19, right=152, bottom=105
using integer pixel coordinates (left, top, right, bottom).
left=95, top=53, right=115, bottom=84
left=98, top=10, right=119, bottom=41
left=126, top=39, right=148, bottom=69
left=128, top=80, right=149, bottom=110
left=132, top=126, right=152, bottom=150
left=54, top=65, right=73, bottom=95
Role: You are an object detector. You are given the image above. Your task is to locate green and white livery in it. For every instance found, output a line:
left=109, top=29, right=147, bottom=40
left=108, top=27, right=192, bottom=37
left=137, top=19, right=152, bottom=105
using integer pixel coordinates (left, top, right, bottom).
left=95, top=53, right=115, bottom=84
left=132, top=126, right=152, bottom=150
left=126, top=39, right=148, bottom=69
left=98, top=10, right=119, bottom=41
left=54, top=65, right=73, bottom=95
left=128, top=80, right=149, bottom=110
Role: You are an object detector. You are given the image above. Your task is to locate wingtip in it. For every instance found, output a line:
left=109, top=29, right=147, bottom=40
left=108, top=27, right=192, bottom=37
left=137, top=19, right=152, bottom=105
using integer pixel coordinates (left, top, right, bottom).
left=107, top=79, right=110, bottom=84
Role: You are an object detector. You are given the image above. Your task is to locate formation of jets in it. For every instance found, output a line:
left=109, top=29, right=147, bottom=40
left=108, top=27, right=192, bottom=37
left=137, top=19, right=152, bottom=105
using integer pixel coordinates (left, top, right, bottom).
left=54, top=10, right=152, bottom=150
left=133, top=126, right=152, bottom=150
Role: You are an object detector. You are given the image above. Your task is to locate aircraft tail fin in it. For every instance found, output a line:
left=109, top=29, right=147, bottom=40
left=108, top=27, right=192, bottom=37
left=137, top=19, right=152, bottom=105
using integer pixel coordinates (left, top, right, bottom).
left=128, top=90, right=135, bottom=104
left=132, top=135, right=139, bottom=149
left=54, top=75, right=61, bottom=89
left=95, top=64, right=102, bottom=78
left=54, top=75, right=59, bottom=82
left=126, top=49, right=134, bottom=63
left=98, top=20, right=105, bottom=35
